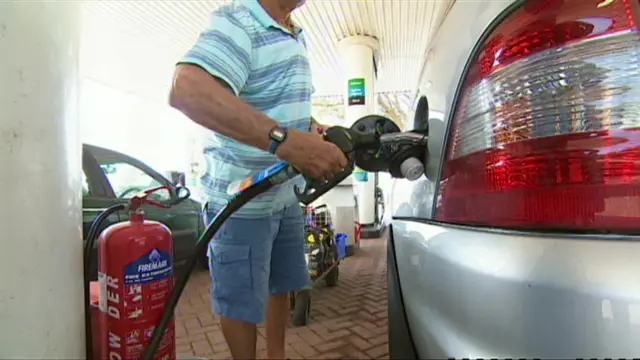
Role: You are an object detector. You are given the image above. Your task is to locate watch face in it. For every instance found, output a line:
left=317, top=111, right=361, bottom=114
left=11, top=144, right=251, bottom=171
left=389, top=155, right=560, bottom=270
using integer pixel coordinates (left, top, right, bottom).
left=272, top=128, right=286, bottom=141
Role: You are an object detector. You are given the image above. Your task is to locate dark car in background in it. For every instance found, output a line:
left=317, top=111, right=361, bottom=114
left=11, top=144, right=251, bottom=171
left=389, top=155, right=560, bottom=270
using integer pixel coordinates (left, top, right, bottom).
left=83, top=143, right=204, bottom=279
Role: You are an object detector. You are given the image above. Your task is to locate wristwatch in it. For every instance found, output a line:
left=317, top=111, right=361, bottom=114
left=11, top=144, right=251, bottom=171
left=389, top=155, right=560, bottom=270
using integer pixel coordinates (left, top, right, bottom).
left=268, top=126, right=288, bottom=154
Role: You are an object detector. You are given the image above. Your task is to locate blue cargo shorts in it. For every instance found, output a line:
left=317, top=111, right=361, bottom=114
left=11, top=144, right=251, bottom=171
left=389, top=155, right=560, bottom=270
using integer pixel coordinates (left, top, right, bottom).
left=204, top=204, right=311, bottom=324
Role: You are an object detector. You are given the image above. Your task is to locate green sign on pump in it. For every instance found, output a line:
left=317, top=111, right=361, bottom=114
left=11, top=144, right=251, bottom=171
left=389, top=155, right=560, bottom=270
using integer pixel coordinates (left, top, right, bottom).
left=348, top=78, right=365, bottom=106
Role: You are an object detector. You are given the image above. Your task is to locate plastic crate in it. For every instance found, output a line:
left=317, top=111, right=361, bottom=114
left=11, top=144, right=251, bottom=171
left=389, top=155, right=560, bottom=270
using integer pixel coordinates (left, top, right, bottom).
left=336, top=233, right=348, bottom=260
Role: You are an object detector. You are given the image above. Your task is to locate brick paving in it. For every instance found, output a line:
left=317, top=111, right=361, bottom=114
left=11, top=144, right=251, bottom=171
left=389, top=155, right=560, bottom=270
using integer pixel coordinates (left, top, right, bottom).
left=175, top=238, right=389, bottom=359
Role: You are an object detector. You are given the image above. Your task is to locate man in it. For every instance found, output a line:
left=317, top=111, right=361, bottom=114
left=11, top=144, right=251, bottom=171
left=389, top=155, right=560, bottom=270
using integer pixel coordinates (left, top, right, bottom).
left=169, top=0, right=347, bottom=359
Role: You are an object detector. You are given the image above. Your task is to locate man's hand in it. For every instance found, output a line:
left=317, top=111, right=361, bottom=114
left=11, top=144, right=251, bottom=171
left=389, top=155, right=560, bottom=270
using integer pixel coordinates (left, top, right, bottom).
left=276, top=129, right=348, bottom=181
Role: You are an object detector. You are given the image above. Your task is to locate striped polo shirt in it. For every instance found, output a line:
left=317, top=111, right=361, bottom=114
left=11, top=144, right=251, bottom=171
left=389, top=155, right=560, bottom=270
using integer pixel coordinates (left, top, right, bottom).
left=179, top=0, right=313, bottom=218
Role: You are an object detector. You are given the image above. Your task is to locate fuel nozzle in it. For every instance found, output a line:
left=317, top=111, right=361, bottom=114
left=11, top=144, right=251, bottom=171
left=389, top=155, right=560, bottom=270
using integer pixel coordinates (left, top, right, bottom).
left=295, top=119, right=426, bottom=205
left=323, top=126, right=381, bottom=154
left=294, top=126, right=362, bottom=205
left=399, top=157, right=424, bottom=181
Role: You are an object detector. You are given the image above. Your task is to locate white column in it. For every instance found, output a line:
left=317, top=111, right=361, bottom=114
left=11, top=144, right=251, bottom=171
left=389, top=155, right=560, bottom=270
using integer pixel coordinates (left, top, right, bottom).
left=338, top=36, right=380, bottom=227
left=0, top=2, right=84, bottom=359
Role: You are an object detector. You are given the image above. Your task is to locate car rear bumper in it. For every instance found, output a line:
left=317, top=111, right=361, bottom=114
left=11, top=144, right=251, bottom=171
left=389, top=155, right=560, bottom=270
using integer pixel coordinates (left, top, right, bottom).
left=390, top=219, right=640, bottom=358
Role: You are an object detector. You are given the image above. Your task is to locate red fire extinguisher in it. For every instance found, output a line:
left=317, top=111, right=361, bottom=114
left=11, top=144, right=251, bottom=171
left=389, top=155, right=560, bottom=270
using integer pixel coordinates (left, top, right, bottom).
left=97, top=186, right=176, bottom=360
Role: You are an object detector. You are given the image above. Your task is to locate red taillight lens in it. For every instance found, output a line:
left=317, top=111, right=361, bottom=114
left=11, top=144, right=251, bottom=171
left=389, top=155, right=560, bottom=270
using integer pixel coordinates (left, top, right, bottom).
left=435, top=0, right=640, bottom=232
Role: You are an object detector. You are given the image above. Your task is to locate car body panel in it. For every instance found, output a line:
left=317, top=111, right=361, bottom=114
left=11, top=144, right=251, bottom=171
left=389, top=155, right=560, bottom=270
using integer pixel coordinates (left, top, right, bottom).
left=83, top=144, right=201, bottom=278
left=419, top=0, right=511, bottom=118
left=390, top=0, right=640, bottom=358
left=390, top=111, right=445, bottom=221
left=387, top=224, right=420, bottom=359
left=390, top=219, right=640, bottom=358
left=418, top=0, right=517, bottom=195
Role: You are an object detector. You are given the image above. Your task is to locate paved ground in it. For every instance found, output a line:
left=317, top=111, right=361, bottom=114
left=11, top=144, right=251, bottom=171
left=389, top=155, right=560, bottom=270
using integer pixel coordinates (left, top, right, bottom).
left=175, top=238, right=389, bottom=359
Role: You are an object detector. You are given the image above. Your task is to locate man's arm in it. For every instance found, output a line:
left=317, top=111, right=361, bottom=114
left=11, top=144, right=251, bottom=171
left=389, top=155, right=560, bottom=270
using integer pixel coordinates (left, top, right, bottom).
left=170, top=65, right=277, bottom=151
left=169, top=12, right=277, bottom=151
left=169, top=11, right=349, bottom=181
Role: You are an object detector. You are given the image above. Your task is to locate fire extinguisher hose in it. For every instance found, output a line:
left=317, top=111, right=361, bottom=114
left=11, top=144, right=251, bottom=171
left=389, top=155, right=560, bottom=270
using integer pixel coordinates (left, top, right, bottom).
left=83, top=203, right=126, bottom=360
left=141, top=176, right=282, bottom=360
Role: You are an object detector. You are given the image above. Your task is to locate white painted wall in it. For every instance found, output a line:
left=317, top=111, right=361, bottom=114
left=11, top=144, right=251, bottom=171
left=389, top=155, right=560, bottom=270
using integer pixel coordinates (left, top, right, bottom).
left=0, top=2, right=85, bottom=357
left=79, top=77, right=200, bottom=173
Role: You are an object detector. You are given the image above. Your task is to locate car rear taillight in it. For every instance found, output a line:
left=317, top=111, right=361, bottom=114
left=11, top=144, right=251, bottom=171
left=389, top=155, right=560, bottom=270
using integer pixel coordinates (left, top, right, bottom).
left=435, top=0, right=640, bottom=232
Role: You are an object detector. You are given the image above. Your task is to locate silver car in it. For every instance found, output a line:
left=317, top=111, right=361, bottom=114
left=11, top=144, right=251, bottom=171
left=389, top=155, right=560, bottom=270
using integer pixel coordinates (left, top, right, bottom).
left=388, top=0, right=640, bottom=358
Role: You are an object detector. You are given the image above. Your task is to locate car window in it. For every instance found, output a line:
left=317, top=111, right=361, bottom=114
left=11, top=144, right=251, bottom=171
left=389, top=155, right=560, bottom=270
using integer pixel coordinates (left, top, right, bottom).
left=100, top=162, right=170, bottom=201
left=82, top=171, right=90, bottom=196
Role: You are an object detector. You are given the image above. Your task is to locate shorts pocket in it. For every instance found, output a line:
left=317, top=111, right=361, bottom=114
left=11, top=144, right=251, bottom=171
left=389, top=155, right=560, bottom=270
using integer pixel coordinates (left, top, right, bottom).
left=210, top=243, right=252, bottom=297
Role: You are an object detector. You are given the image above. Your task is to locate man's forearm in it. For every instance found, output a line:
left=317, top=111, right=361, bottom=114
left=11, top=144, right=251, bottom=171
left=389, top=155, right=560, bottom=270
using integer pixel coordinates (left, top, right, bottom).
left=169, top=64, right=278, bottom=151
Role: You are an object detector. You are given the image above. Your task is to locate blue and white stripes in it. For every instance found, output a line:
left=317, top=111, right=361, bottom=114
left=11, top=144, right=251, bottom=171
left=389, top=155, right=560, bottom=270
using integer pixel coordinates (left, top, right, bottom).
left=179, top=0, right=313, bottom=218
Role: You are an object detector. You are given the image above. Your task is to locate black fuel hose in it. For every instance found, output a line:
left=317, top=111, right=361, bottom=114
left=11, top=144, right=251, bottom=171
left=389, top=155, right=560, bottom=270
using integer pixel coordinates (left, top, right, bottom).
left=83, top=203, right=126, bottom=360
left=141, top=177, right=279, bottom=360
left=142, top=129, right=428, bottom=359
left=87, top=123, right=425, bottom=359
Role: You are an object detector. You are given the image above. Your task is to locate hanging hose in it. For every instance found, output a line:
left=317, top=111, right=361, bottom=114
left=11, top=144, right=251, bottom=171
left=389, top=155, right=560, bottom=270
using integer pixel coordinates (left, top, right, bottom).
left=146, top=125, right=424, bottom=360
left=83, top=118, right=427, bottom=360
left=83, top=203, right=126, bottom=360
left=140, top=124, right=414, bottom=359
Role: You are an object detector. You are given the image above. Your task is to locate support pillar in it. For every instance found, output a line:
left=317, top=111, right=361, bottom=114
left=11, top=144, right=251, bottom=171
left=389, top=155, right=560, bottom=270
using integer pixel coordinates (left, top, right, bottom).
left=338, top=36, right=383, bottom=239
left=0, top=2, right=84, bottom=358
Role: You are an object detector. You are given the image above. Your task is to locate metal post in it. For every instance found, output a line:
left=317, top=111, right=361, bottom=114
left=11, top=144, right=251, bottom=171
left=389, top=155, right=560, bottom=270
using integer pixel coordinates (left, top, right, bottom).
left=338, top=36, right=383, bottom=238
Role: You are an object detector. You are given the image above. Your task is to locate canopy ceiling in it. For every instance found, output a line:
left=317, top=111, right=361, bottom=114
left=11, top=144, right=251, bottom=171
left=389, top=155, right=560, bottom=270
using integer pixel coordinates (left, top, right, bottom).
left=80, top=0, right=453, bottom=103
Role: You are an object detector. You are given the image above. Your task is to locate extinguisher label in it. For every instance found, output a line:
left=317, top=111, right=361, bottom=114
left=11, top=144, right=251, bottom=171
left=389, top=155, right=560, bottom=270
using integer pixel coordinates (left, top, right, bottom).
left=124, top=248, right=173, bottom=285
